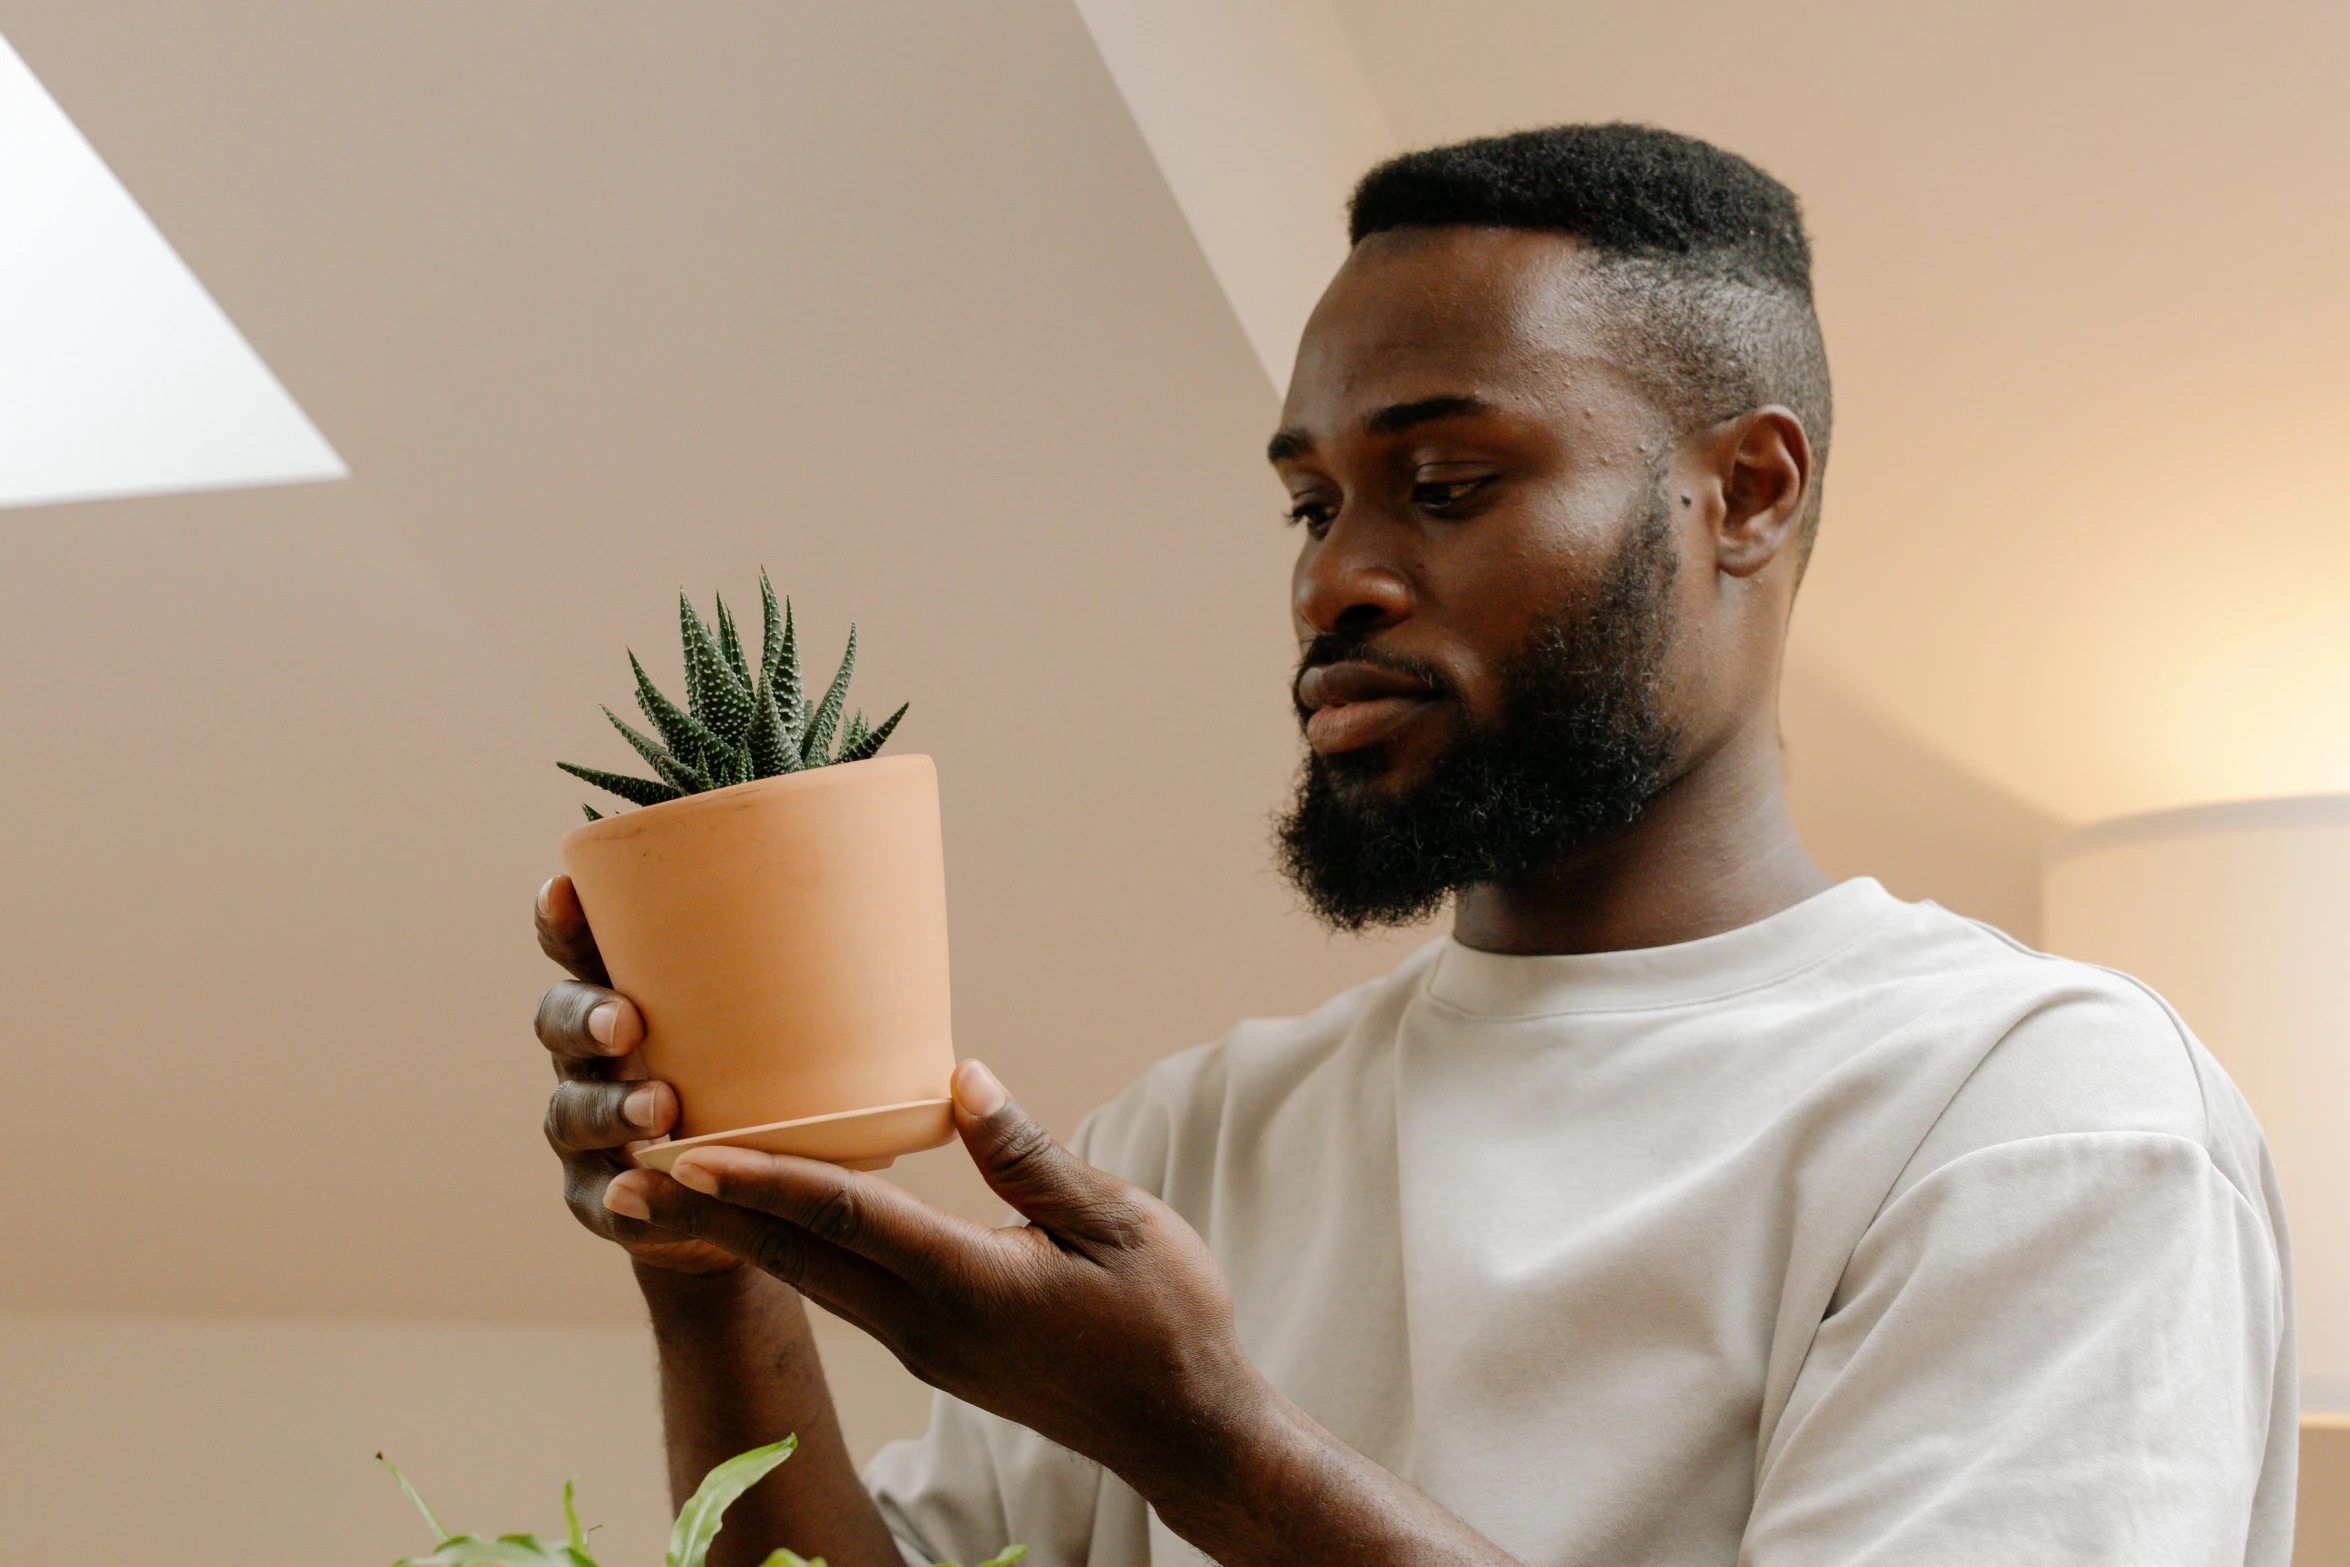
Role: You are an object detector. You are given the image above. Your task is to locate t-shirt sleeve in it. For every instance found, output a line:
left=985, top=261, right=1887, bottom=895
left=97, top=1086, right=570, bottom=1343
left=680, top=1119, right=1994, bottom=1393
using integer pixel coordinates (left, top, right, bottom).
left=1743, top=1131, right=2287, bottom=1566
left=865, top=1387, right=1111, bottom=1567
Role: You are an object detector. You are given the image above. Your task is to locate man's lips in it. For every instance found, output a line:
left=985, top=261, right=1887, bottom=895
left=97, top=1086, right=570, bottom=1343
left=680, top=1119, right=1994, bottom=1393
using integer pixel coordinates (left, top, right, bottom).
left=1296, top=660, right=1441, bottom=755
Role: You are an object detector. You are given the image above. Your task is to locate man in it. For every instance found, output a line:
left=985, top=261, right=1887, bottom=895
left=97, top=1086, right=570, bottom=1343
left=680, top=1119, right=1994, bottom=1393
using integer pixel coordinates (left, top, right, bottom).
left=533, top=125, right=2293, bottom=1565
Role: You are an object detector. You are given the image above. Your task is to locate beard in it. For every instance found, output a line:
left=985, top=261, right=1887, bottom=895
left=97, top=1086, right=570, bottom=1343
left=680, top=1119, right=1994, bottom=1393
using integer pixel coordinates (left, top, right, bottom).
left=1274, top=491, right=1682, bottom=932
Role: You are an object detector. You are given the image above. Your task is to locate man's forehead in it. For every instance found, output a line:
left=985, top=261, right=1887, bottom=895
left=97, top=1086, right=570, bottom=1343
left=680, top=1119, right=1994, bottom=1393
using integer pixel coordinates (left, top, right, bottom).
left=1276, top=228, right=1627, bottom=450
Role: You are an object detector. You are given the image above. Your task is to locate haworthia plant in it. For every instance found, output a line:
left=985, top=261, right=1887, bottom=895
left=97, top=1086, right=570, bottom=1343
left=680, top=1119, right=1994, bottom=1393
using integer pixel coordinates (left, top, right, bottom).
left=560, top=572, right=908, bottom=821
left=379, top=1438, right=1024, bottom=1567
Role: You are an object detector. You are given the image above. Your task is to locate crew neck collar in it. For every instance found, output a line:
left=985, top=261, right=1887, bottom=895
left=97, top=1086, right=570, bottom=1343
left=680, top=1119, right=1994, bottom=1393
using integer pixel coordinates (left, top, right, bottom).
left=1425, top=877, right=1900, bottom=1019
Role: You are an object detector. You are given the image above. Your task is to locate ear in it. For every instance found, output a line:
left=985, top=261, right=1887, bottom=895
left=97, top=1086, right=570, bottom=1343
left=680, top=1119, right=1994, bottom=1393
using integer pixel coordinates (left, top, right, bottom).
left=1686, top=407, right=1812, bottom=580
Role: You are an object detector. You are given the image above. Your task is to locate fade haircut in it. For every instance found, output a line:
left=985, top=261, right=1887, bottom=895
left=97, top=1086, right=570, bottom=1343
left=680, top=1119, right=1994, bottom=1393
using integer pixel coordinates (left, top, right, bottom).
left=1349, top=123, right=1834, bottom=555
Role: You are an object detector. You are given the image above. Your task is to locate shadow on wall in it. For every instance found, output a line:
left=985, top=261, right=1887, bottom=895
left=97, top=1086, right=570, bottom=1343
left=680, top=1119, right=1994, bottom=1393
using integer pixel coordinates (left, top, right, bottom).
left=1781, top=657, right=2067, bottom=945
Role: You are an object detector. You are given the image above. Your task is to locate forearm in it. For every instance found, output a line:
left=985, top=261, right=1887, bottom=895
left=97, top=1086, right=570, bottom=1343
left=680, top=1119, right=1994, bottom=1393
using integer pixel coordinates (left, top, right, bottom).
left=637, top=1262, right=906, bottom=1567
left=1134, top=1381, right=1520, bottom=1567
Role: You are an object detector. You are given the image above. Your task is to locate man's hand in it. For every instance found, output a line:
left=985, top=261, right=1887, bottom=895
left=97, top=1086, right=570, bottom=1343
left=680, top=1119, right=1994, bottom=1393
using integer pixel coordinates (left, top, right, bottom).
left=555, top=889, right=1517, bottom=1566
left=534, top=875, right=738, bottom=1276
left=603, top=1061, right=1273, bottom=1496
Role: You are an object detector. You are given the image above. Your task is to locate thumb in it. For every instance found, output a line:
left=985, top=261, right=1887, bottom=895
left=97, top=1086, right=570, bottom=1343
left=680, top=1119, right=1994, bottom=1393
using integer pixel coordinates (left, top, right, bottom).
left=952, top=1059, right=1118, bottom=1231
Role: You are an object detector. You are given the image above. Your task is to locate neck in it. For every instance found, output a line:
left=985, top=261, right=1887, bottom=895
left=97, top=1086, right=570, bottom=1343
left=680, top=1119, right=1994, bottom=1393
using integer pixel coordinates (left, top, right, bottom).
left=1448, top=714, right=1830, bottom=956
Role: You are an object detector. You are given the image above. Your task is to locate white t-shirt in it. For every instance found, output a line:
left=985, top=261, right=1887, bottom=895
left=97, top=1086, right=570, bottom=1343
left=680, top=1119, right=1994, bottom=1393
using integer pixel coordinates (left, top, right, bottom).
left=866, top=879, right=2295, bottom=1565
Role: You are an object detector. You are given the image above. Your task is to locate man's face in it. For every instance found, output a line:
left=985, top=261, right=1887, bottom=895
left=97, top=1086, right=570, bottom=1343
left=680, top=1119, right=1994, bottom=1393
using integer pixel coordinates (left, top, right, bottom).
left=1268, top=228, right=1702, bottom=927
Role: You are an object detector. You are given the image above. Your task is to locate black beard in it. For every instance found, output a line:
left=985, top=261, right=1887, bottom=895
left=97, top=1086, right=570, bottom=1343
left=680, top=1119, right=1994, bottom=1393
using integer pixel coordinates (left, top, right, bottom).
left=1274, top=496, right=1681, bottom=932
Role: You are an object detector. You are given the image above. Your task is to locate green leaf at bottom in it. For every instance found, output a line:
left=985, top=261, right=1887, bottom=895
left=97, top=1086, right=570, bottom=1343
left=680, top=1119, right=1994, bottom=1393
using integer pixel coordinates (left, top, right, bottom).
left=666, top=1435, right=799, bottom=1567
left=562, top=1477, right=598, bottom=1567
left=391, top=1531, right=590, bottom=1567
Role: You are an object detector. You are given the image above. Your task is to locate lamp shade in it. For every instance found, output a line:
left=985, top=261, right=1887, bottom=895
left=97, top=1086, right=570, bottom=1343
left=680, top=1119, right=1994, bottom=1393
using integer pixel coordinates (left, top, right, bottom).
left=2043, top=795, right=2350, bottom=1412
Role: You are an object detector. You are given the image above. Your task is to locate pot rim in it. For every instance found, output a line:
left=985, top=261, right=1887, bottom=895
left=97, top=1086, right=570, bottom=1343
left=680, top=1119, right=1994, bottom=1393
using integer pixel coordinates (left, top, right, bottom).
left=559, top=751, right=931, bottom=854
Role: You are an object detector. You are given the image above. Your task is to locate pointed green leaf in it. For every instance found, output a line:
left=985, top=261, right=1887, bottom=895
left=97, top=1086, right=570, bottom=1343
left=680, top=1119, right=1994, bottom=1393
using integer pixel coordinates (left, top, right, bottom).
left=651, top=748, right=714, bottom=795
left=378, top=1454, right=450, bottom=1545
left=746, top=669, right=802, bottom=778
left=801, top=625, right=856, bottom=766
left=834, top=701, right=906, bottom=765
left=678, top=592, right=710, bottom=721
left=580, top=803, right=603, bottom=822
left=557, top=761, right=684, bottom=808
left=767, top=594, right=804, bottom=751
left=665, top=1435, right=798, bottom=1567
left=757, top=571, right=784, bottom=686
left=681, top=592, right=754, bottom=742
left=602, top=705, right=678, bottom=773
left=714, top=593, right=753, bottom=691
left=631, top=652, right=725, bottom=758
left=839, top=710, right=869, bottom=754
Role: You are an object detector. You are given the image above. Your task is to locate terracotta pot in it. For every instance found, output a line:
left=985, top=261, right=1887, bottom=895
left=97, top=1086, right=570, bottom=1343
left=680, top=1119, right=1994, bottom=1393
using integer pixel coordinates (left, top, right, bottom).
left=558, top=754, right=956, bottom=1171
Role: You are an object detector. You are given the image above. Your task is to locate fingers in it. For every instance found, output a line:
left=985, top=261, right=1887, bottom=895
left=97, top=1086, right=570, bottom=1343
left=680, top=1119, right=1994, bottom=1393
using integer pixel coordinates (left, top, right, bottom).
left=664, top=1147, right=985, bottom=1280
left=535, top=978, right=644, bottom=1069
left=558, top=1149, right=739, bottom=1275
left=951, top=1060, right=1138, bottom=1246
left=604, top=1168, right=910, bottom=1331
left=545, top=1077, right=677, bottom=1152
left=535, top=875, right=610, bottom=986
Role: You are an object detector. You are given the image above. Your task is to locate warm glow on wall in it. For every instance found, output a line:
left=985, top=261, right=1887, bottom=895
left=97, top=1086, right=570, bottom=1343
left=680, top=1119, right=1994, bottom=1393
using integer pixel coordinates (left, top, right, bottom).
left=2163, top=601, right=2350, bottom=811
left=1788, top=451, right=2350, bottom=827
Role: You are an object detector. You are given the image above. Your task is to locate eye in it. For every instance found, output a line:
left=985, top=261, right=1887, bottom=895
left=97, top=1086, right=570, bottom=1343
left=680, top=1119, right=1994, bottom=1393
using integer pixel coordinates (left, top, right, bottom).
left=1284, top=498, right=1338, bottom=536
left=1410, top=476, right=1491, bottom=513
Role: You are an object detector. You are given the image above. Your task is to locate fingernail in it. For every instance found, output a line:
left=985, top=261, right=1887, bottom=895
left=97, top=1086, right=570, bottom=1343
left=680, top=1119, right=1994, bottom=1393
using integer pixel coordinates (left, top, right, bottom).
left=603, top=1176, right=652, bottom=1221
left=954, top=1059, right=1007, bottom=1118
left=536, top=878, right=556, bottom=917
left=670, top=1157, right=719, bottom=1196
left=623, top=1084, right=661, bottom=1129
left=588, top=1003, right=619, bottom=1048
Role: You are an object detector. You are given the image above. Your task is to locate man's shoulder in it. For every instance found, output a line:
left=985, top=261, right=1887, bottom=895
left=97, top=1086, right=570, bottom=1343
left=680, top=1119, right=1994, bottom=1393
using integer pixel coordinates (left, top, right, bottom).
left=1875, top=904, right=2267, bottom=1203
left=1841, top=897, right=2209, bottom=1077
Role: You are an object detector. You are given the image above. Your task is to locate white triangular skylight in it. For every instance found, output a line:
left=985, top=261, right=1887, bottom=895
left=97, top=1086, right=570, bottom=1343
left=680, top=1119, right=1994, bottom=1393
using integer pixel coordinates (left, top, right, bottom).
left=0, top=31, right=346, bottom=510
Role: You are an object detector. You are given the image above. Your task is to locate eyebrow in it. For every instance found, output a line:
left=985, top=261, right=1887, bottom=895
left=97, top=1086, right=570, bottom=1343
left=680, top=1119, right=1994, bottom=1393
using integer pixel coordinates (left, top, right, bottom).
left=1266, top=394, right=1493, bottom=464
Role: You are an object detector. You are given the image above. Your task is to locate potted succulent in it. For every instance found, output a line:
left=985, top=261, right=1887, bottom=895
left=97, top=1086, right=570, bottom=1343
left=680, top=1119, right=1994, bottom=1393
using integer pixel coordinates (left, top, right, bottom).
left=379, top=1435, right=1024, bottom=1567
left=557, top=573, right=954, bottom=1172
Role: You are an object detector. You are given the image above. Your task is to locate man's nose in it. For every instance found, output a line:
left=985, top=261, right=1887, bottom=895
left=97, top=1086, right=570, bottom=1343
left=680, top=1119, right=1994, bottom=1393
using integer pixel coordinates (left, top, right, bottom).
left=1293, top=517, right=1414, bottom=636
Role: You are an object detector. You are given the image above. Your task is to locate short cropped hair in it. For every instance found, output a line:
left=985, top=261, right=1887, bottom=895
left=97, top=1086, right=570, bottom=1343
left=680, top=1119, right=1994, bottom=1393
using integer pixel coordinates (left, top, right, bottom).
left=1350, top=124, right=1833, bottom=553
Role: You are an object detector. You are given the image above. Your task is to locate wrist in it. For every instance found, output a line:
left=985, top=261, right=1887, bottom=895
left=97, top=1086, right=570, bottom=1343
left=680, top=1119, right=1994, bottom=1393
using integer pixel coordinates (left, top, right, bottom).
left=1115, top=1358, right=1313, bottom=1544
left=636, top=1258, right=819, bottom=1380
left=633, top=1255, right=762, bottom=1321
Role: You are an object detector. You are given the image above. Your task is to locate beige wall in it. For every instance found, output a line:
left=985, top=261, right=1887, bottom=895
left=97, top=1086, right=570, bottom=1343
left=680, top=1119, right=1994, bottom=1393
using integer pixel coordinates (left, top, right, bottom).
left=2302, top=1422, right=2350, bottom=1566
left=1782, top=655, right=2061, bottom=943
left=0, top=1312, right=927, bottom=1565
